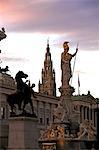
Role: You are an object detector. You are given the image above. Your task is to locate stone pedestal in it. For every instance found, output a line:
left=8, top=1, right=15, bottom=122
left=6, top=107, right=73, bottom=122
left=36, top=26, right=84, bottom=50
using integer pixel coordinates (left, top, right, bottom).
left=8, top=117, right=40, bottom=150
left=0, top=120, right=9, bottom=149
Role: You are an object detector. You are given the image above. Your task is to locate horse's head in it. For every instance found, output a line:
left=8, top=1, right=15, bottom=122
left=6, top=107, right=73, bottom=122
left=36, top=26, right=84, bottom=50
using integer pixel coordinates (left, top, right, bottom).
left=15, top=71, right=28, bottom=80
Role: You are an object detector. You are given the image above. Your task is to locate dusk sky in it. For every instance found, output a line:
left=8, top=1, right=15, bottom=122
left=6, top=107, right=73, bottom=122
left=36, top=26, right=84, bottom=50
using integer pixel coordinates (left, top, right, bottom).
left=0, top=0, right=99, bottom=97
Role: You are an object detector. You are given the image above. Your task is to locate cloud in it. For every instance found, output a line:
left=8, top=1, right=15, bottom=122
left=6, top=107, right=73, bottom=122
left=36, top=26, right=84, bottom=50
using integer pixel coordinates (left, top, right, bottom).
left=0, top=52, right=28, bottom=62
left=0, top=0, right=98, bottom=31
left=1, top=57, right=27, bottom=62
left=0, top=0, right=99, bottom=51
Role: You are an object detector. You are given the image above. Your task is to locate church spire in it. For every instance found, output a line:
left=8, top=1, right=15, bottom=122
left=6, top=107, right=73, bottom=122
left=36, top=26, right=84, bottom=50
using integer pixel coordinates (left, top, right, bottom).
left=38, top=41, right=56, bottom=96
left=47, top=38, right=49, bottom=46
left=46, top=38, right=50, bottom=53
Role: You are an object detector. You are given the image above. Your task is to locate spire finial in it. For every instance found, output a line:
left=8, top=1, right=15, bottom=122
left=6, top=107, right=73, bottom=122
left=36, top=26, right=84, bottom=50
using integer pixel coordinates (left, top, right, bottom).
left=46, top=37, right=50, bottom=53
left=47, top=37, right=49, bottom=45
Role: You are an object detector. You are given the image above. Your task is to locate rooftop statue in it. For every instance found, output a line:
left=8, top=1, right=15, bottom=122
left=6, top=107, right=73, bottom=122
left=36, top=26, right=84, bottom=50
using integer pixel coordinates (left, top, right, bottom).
left=0, top=66, right=9, bottom=73
left=7, top=71, right=37, bottom=117
left=0, top=27, right=7, bottom=41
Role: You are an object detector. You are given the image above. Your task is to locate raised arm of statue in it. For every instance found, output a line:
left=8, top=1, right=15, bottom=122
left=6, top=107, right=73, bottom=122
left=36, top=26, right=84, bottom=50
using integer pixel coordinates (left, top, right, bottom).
left=72, top=48, right=78, bottom=57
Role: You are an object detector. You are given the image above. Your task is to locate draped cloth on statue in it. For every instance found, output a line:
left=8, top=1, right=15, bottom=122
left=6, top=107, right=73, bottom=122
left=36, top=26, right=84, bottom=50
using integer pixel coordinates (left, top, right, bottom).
left=61, top=52, right=72, bottom=88
left=60, top=42, right=78, bottom=94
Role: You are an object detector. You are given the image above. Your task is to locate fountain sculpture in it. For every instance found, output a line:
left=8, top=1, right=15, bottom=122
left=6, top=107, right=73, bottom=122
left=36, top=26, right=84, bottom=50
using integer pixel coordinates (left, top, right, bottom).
left=39, top=42, right=96, bottom=150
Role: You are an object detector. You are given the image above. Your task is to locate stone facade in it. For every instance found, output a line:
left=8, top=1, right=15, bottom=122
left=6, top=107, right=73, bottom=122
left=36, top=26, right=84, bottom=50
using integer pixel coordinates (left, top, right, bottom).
left=0, top=73, right=16, bottom=149
left=0, top=87, right=97, bottom=149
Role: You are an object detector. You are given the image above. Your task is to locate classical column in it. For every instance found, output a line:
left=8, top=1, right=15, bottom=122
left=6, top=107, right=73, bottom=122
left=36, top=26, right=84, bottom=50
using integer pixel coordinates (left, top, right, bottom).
left=80, top=105, right=83, bottom=123
left=92, top=108, right=95, bottom=125
left=37, top=100, right=39, bottom=116
left=89, top=104, right=92, bottom=121
left=87, top=107, right=89, bottom=120
left=43, top=102, right=45, bottom=125
left=81, top=106, right=85, bottom=122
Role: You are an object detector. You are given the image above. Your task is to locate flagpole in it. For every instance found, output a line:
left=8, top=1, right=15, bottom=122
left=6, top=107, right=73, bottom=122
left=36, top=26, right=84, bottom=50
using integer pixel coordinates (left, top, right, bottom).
left=71, top=42, right=79, bottom=85
left=78, top=74, right=80, bottom=95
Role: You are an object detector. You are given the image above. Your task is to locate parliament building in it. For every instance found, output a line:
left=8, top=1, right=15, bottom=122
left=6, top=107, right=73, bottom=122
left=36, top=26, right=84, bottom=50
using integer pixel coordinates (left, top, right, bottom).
left=0, top=42, right=98, bottom=149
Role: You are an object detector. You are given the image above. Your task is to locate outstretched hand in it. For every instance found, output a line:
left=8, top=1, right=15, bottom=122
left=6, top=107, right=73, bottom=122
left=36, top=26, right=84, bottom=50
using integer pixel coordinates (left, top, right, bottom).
left=72, top=47, right=78, bottom=57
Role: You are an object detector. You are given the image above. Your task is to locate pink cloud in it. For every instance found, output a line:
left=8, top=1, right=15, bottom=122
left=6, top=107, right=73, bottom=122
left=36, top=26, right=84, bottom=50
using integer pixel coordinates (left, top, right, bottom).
left=1, top=56, right=27, bottom=62
left=0, top=0, right=98, bottom=51
left=0, top=1, right=31, bottom=24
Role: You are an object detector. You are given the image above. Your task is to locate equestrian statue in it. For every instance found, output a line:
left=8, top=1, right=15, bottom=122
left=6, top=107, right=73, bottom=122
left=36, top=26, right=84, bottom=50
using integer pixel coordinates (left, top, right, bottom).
left=7, top=71, right=37, bottom=117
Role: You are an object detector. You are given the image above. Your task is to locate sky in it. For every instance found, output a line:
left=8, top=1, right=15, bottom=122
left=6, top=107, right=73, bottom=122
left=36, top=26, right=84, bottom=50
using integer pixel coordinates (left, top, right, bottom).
left=0, top=0, right=99, bottom=98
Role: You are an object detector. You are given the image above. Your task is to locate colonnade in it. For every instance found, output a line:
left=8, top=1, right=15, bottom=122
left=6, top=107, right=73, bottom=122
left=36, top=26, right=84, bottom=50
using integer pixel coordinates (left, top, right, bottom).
left=80, top=105, right=97, bottom=127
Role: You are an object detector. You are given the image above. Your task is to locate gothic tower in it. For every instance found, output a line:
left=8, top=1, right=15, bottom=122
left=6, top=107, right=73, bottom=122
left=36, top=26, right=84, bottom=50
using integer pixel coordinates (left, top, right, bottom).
left=38, top=40, right=56, bottom=96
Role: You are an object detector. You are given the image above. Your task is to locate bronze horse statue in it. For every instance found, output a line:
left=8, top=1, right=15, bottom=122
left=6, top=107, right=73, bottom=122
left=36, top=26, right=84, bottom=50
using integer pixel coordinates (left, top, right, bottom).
left=7, top=71, right=36, bottom=116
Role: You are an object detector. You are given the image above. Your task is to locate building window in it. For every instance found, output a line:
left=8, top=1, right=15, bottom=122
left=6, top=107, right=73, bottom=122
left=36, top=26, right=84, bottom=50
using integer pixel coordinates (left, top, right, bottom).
left=47, top=56, right=50, bottom=61
left=40, top=118, right=43, bottom=124
left=46, top=109, right=49, bottom=113
left=46, top=118, right=49, bottom=125
left=53, top=115, right=54, bottom=122
left=80, top=106, right=82, bottom=122
left=94, top=110, right=96, bottom=127
left=84, top=107, right=86, bottom=120
left=87, top=107, right=89, bottom=120
left=90, top=104, right=92, bottom=120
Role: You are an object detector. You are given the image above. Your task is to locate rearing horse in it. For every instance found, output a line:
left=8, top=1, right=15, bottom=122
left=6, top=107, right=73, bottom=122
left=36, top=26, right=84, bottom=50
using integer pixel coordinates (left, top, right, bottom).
left=7, top=71, right=36, bottom=115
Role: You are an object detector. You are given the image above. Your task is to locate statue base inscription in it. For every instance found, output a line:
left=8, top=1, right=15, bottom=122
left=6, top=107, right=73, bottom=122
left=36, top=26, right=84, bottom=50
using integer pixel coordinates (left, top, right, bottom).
left=7, top=117, right=40, bottom=150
